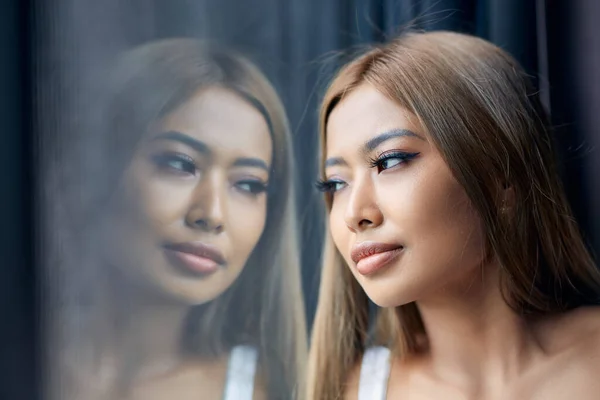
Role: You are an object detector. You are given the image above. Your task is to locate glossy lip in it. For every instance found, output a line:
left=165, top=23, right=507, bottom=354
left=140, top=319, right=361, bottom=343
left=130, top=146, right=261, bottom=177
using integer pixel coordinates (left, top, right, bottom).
left=163, top=241, right=226, bottom=277
left=350, top=241, right=403, bottom=276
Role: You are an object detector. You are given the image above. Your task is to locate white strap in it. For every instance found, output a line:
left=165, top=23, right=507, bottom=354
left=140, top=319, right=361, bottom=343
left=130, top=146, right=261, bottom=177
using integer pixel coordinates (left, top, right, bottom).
left=222, top=345, right=258, bottom=400
left=358, top=346, right=391, bottom=400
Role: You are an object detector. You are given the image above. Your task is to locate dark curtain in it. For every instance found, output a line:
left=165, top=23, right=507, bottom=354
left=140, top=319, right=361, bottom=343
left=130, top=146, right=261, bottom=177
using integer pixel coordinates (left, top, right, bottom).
left=2, top=1, right=599, bottom=398
left=153, top=0, right=600, bottom=326
left=29, top=0, right=600, bottom=332
left=0, top=1, right=36, bottom=399
left=159, top=0, right=598, bottom=328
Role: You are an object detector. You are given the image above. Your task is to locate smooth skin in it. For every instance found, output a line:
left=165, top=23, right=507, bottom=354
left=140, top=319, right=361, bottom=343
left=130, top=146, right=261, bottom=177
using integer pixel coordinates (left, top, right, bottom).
left=324, top=84, right=600, bottom=400
left=97, top=87, right=271, bottom=399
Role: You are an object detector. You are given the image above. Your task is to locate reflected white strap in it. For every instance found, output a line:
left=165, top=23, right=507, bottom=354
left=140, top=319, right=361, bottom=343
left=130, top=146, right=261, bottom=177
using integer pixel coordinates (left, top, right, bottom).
left=222, top=345, right=258, bottom=400
left=358, top=346, right=391, bottom=400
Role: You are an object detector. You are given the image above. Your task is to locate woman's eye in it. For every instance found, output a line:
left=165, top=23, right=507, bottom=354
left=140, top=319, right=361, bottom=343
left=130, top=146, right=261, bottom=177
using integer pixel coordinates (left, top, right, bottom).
left=235, top=180, right=268, bottom=195
left=369, top=151, right=420, bottom=173
left=151, top=153, right=197, bottom=176
left=380, top=158, right=402, bottom=169
left=315, top=179, right=347, bottom=193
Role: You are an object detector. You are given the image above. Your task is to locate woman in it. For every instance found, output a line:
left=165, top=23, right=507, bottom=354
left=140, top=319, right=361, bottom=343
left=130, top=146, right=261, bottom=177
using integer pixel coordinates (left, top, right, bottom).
left=308, top=30, right=600, bottom=399
left=47, top=39, right=306, bottom=399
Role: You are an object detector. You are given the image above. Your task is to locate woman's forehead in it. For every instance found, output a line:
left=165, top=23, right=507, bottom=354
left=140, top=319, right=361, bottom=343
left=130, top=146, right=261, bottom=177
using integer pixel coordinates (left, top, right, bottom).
left=326, top=85, right=424, bottom=152
left=151, top=87, right=273, bottom=162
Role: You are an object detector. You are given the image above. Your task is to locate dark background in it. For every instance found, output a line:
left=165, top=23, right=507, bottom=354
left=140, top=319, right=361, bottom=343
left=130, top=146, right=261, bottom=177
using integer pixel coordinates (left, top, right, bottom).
left=2, top=0, right=599, bottom=398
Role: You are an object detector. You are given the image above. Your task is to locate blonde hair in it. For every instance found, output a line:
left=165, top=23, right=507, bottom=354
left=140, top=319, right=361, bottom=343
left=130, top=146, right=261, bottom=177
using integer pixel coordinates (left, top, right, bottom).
left=48, top=39, right=306, bottom=399
left=307, top=30, right=600, bottom=400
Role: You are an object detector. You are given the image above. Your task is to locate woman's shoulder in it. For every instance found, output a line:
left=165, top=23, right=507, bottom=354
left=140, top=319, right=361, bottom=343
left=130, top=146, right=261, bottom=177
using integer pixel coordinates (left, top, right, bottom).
left=538, top=306, right=600, bottom=357
left=530, top=307, right=600, bottom=397
left=564, top=306, right=600, bottom=357
left=156, top=346, right=262, bottom=400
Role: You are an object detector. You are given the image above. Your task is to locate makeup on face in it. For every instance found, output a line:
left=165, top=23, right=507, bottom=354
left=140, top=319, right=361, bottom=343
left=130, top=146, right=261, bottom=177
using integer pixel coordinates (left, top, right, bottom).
left=350, top=241, right=404, bottom=276
left=103, top=87, right=273, bottom=305
left=317, top=128, right=424, bottom=195
left=321, top=84, right=486, bottom=308
left=162, top=241, right=226, bottom=277
left=146, top=130, right=271, bottom=198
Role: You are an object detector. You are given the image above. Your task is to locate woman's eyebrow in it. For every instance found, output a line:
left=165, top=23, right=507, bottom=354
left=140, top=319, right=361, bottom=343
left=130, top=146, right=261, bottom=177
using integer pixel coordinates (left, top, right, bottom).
left=233, top=157, right=269, bottom=172
left=363, top=128, right=424, bottom=153
left=324, top=157, right=347, bottom=168
left=152, top=130, right=210, bottom=155
left=324, top=129, right=422, bottom=168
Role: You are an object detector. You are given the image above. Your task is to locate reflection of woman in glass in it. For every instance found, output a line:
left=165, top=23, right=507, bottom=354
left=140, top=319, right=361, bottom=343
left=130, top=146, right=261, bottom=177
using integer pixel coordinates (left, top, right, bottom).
left=307, top=31, right=600, bottom=399
left=51, top=39, right=306, bottom=400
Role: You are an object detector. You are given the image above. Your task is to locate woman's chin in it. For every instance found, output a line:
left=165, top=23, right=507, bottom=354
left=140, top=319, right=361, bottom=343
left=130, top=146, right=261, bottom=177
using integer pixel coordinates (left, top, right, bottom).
left=158, top=282, right=229, bottom=306
left=361, top=284, right=417, bottom=308
left=365, top=292, right=407, bottom=308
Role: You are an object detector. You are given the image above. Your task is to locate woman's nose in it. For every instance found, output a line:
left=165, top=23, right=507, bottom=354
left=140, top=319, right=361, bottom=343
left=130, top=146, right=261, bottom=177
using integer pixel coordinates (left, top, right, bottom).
left=185, top=174, right=226, bottom=234
left=343, top=177, right=383, bottom=233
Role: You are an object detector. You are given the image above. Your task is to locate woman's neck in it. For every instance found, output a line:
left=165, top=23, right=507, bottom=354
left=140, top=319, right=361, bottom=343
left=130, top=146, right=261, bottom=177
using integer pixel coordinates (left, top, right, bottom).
left=104, top=274, right=191, bottom=384
left=414, top=262, right=546, bottom=391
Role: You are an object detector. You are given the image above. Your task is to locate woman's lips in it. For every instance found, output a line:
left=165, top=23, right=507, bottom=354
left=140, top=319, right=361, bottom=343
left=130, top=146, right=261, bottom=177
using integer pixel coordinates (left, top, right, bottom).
left=163, top=242, right=225, bottom=276
left=350, top=241, right=404, bottom=276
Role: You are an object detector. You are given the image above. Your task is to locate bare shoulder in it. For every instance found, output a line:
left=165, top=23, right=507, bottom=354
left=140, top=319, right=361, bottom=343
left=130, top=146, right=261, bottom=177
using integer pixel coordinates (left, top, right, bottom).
left=563, top=305, right=600, bottom=327
left=129, top=355, right=230, bottom=400
left=566, top=306, right=600, bottom=363
left=528, top=307, right=600, bottom=399
left=540, top=306, right=600, bottom=362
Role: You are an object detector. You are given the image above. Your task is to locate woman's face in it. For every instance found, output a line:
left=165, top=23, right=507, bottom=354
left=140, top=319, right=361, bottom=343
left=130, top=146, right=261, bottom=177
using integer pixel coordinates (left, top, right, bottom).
left=323, top=84, right=486, bottom=307
left=100, top=86, right=272, bottom=305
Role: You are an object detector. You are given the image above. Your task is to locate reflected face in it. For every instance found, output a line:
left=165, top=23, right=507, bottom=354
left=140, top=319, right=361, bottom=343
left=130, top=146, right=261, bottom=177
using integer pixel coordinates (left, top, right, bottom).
left=322, top=84, right=486, bottom=307
left=101, top=87, right=272, bottom=304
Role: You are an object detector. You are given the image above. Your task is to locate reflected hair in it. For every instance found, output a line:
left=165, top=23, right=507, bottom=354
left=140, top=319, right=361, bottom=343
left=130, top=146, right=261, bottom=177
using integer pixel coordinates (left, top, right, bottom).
left=49, top=39, right=306, bottom=399
left=307, top=30, right=600, bottom=400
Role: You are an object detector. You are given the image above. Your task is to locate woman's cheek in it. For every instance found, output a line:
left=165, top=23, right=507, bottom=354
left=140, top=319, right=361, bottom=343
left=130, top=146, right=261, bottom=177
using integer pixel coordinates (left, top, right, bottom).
left=128, top=171, right=194, bottom=226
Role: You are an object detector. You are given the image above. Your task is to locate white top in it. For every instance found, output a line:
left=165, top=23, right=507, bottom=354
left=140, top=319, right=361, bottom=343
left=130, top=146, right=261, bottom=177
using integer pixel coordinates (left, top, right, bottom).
left=222, top=345, right=259, bottom=400
left=358, top=346, right=391, bottom=400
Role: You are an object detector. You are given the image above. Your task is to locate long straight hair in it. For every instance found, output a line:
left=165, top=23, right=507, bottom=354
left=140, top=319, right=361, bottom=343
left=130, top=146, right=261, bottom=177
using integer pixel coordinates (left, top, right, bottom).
left=307, top=30, right=600, bottom=400
left=47, top=39, right=306, bottom=399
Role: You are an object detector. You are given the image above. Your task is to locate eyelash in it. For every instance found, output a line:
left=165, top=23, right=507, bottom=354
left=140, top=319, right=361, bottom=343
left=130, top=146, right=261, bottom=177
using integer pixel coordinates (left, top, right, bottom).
left=315, top=179, right=346, bottom=193
left=316, top=150, right=420, bottom=193
left=235, top=179, right=269, bottom=195
left=152, top=152, right=197, bottom=175
left=368, top=150, right=420, bottom=173
left=152, top=152, right=269, bottom=196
